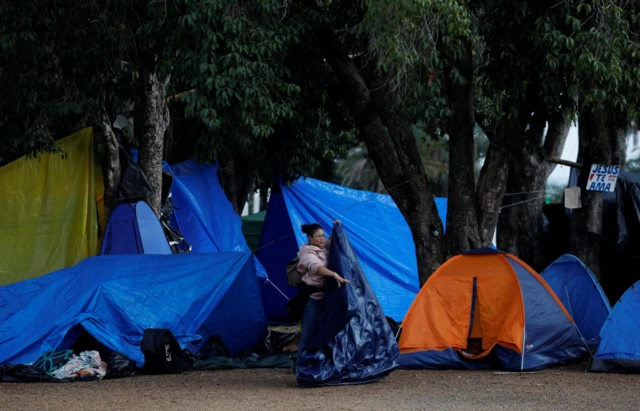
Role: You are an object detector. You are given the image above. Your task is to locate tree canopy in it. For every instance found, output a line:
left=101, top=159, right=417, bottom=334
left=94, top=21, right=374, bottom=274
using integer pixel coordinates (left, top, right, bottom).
left=2, top=0, right=640, bottom=282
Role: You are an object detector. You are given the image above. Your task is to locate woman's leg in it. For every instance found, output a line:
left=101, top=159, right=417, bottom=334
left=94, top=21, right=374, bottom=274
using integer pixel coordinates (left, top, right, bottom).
left=297, top=298, right=321, bottom=355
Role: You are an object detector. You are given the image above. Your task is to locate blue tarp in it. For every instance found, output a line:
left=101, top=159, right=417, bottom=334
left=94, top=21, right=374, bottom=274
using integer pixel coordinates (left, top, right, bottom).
left=0, top=253, right=266, bottom=366
left=257, top=178, right=447, bottom=322
left=163, top=160, right=267, bottom=278
left=590, top=281, right=640, bottom=373
left=541, top=254, right=611, bottom=346
left=100, top=201, right=172, bottom=255
left=296, top=224, right=400, bottom=387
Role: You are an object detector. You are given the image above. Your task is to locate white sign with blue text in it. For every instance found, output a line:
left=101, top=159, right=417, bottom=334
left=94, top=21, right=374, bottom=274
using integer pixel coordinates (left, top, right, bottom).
left=587, top=164, right=620, bottom=192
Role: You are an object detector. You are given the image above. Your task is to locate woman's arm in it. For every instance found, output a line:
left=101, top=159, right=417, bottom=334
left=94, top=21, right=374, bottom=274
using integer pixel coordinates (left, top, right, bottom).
left=316, top=265, right=350, bottom=287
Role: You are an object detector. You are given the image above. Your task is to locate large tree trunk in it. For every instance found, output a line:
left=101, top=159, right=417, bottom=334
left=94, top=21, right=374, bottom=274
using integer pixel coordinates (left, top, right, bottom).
left=234, top=154, right=256, bottom=213
left=476, top=127, right=513, bottom=247
left=219, top=153, right=257, bottom=215
left=445, top=40, right=481, bottom=255
left=314, top=24, right=447, bottom=285
left=571, top=106, right=612, bottom=279
left=96, top=111, right=121, bottom=219
left=137, top=65, right=169, bottom=215
left=219, top=157, right=239, bottom=214
left=611, top=127, right=627, bottom=167
left=259, top=185, right=269, bottom=212
left=498, top=117, right=570, bottom=271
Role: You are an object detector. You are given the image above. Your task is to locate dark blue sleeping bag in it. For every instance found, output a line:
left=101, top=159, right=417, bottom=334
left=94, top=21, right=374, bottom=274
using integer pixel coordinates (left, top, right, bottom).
left=296, top=224, right=400, bottom=387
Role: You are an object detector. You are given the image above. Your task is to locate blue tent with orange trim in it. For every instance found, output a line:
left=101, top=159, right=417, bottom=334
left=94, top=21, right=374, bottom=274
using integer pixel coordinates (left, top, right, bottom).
left=399, top=249, right=587, bottom=371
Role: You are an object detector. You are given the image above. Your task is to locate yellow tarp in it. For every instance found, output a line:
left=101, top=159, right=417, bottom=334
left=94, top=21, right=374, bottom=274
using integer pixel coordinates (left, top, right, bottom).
left=95, top=155, right=106, bottom=250
left=0, top=128, right=98, bottom=286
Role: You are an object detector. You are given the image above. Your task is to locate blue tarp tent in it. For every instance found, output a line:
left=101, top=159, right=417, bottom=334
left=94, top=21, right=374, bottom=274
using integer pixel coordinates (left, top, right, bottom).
left=100, top=201, right=172, bottom=255
left=590, top=281, right=640, bottom=373
left=163, top=160, right=267, bottom=278
left=0, top=253, right=266, bottom=366
left=541, top=254, right=611, bottom=346
left=257, top=178, right=447, bottom=322
left=296, top=225, right=400, bottom=387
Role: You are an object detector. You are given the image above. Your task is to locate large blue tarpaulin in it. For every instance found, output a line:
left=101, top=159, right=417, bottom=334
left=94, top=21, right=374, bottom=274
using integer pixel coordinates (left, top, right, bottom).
left=163, top=160, right=267, bottom=278
left=0, top=253, right=266, bottom=366
left=257, top=178, right=447, bottom=322
left=296, top=224, right=400, bottom=386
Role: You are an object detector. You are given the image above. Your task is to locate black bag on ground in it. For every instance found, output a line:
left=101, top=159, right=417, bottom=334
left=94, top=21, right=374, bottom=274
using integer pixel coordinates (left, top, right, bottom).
left=105, top=352, right=137, bottom=379
left=140, top=329, right=193, bottom=374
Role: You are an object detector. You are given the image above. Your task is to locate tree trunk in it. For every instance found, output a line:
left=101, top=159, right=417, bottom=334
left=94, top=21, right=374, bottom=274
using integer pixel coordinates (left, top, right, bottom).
left=96, top=111, right=121, bottom=219
left=219, top=156, right=239, bottom=214
left=248, top=187, right=255, bottom=214
left=259, top=186, right=269, bottom=212
left=476, top=129, right=512, bottom=247
left=137, top=65, right=169, bottom=215
left=219, top=154, right=257, bottom=216
left=497, top=117, right=570, bottom=271
left=611, top=127, right=627, bottom=167
left=571, top=106, right=612, bottom=279
left=233, top=153, right=256, bottom=213
left=313, top=23, right=447, bottom=285
left=445, top=40, right=481, bottom=255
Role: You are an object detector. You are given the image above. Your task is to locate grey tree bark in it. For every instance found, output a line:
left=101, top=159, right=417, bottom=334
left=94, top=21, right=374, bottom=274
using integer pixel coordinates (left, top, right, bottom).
left=219, top=153, right=257, bottom=216
left=313, top=23, right=447, bottom=285
left=497, top=115, right=570, bottom=271
left=259, top=186, right=269, bottom=212
left=95, top=110, right=121, bottom=219
left=445, top=40, right=484, bottom=255
left=446, top=40, right=514, bottom=255
left=570, top=106, right=612, bottom=279
left=137, top=66, right=170, bottom=215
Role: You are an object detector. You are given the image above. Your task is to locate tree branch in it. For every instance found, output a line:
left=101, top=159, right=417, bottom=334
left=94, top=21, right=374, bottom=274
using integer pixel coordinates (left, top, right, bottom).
left=542, top=118, right=571, bottom=178
left=312, top=23, right=404, bottom=188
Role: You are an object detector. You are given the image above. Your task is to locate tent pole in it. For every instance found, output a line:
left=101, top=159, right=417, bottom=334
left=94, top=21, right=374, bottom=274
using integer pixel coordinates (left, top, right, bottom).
left=520, top=326, right=526, bottom=372
left=264, top=278, right=290, bottom=301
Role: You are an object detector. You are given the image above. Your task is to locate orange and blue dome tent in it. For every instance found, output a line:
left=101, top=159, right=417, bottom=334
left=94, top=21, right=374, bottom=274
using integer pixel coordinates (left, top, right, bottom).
left=399, top=248, right=588, bottom=371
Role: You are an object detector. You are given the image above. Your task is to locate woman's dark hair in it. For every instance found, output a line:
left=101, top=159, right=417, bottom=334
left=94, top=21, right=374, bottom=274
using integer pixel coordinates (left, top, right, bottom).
left=301, top=223, right=323, bottom=237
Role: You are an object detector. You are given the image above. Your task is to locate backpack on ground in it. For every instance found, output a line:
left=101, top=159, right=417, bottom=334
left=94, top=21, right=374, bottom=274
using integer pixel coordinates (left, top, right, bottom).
left=140, top=329, right=193, bottom=374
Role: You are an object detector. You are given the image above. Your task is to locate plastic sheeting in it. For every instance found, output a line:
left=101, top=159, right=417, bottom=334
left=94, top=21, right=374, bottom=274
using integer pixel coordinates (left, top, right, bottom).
left=258, top=177, right=447, bottom=322
left=590, top=281, right=640, bottom=373
left=296, top=225, right=400, bottom=387
left=164, top=160, right=267, bottom=278
left=99, top=201, right=172, bottom=255
left=0, top=128, right=98, bottom=286
left=0, top=253, right=266, bottom=366
left=256, top=188, right=300, bottom=321
left=541, top=254, right=611, bottom=346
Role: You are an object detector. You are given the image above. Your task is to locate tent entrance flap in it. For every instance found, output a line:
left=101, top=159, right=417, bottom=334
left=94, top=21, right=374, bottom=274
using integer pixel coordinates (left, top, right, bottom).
left=461, top=277, right=491, bottom=359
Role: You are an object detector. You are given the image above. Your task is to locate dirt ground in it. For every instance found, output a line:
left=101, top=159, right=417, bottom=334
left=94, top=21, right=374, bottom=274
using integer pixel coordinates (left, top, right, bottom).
left=1, top=362, right=639, bottom=410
